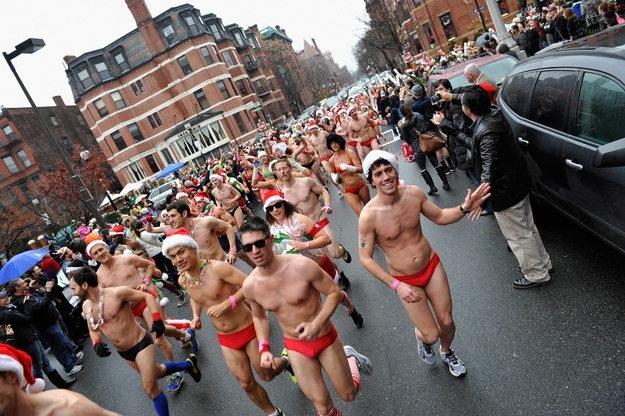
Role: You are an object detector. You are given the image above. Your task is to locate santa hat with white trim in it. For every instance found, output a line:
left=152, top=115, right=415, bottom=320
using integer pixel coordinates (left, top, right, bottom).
left=162, top=227, right=199, bottom=259
left=0, top=344, right=45, bottom=393
left=194, top=190, right=210, bottom=203
left=262, top=189, right=286, bottom=211
left=109, top=225, right=125, bottom=236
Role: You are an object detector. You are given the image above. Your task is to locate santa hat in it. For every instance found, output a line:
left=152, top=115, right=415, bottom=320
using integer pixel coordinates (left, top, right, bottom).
left=305, top=121, right=319, bottom=131
left=86, top=239, right=108, bottom=257
left=194, top=190, right=210, bottom=203
left=477, top=83, right=497, bottom=104
left=175, top=192, right=188, bottom=200
left=362, top=149, right=400, bottom=180
left=109, top=225, right=125, bottom=236
left=0, top=344, right=45, bottom=394
left=209, top=174, right=223, bottom=183
left=257, top=151, right=267, bottom=158
left=162, top=228, right=199, bottom=259
left=262, top=190, right=286, bottom=211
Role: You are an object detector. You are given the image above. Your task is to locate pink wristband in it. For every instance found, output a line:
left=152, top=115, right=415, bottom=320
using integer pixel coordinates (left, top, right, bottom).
left=259, top=339, right=270, bottom=353
left=390, top=279, right=400, bottom=291
left=229, top=247, right=236, bottom=253
left=305, top=241, right=310, bottom=250
left=229, top=295, right=237, bottom=308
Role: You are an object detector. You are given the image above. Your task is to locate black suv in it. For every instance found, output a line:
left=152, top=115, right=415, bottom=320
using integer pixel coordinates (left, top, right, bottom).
left=498, top=25, right=625, bottom=256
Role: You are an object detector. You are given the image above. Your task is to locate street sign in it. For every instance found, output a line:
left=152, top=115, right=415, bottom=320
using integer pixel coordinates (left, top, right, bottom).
left=472, top=6, right=485, bottom=13
left=403, top=52, right=413, bottom=63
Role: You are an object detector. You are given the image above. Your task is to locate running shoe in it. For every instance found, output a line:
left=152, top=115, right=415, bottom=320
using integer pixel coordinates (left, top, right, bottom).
left=337, top=272, right=351, bottom=291
left=67, top=365, right=83, bottom=376
left=349, top=308, right=364, bottom=329
left=416, top=335, right=435, bottom=365
left=343, top=345, right=373, bottom=376
left=281, top=348, right=298, bottom=384
left=166, top=372, right=183, bottom=392
left=440, top=348, right=467, bottom=377
left=339, top=245, right=352, bottom=263
left=183, top=328, right=199, bottom=353
left=185, top=354, right=201, bottom=383
left=275, top=407, right=284, bottom=416
left=177, top=293, right=186, bottom=307
left=75, top=351, right=84, bottom=364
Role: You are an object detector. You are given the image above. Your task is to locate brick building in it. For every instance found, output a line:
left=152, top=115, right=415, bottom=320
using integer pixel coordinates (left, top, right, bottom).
left=64, top=0, right=288, bottom=186
left=297, top=39, right=352, bottom=101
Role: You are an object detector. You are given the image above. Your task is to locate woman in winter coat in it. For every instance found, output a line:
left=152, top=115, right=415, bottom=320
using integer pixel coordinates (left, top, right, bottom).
left=564, top=8, right=585, bottom=40
left=397, top=104, right=450, bottom=195
left=598, top=1, right=618, bottom=30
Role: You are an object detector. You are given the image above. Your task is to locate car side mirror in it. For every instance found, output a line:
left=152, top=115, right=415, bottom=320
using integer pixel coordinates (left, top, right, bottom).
left=592, top=138, right=625, bottom=168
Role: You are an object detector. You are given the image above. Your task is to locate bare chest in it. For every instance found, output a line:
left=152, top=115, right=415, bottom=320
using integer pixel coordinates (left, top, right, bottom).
left=98, top=265, right=141, bottom=289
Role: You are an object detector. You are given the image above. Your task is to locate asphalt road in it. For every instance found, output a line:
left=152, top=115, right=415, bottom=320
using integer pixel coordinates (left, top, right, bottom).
left=49, top=140, right=625, bottom=415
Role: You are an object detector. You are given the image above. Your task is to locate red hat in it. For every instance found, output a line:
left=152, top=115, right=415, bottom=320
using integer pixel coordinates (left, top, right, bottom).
left=0, top=344, right=45, bottom=394
left=262, top=190, right=286, bottom=211
left=194, top=190, right=210, bottom=203
left=305, top=121, right=319, bottom=131
left=477, top=83, right=497, bottom=104
left=162, top=227, right=199, bottom=259
left=109, top=225, right=125, bottom=236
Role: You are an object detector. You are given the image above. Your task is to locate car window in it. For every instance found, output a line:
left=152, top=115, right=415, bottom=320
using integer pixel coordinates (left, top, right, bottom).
left=576, top=72, right=625, bottom=145
left=500, top=72, right=537, bottom=118
left=529, top=70, right=577, bottom=133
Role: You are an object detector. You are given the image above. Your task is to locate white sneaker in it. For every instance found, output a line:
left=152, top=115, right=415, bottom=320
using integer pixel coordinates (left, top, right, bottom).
left=67, top=365, right=83, bottom=376
left=416, top=333, right=435, bottom=365
left=75, top=351, right=84, bottom=364
left=343, top=345, right=373, bottom=375
left=440, top=347, right=467, bottom=377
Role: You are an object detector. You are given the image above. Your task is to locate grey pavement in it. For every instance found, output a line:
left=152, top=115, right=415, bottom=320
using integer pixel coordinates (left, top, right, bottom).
left=49, top=140, right=625, bottom=415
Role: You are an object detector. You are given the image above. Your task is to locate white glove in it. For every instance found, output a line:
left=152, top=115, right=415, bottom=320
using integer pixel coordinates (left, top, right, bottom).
left=331, top=173, right=340, bottom=184
left=162, top=272, right=169, bottom=281
left=87, top=260, right=97, bottom=267
left=340, top=163, right=357, bottom=173
left=155, top=281, right=164, bottom=288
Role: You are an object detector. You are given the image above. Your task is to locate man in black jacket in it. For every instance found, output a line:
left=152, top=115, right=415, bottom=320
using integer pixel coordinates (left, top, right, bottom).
left=8, top=278, right=84, bottom=375
left=459, top=85, right=553, bottom=289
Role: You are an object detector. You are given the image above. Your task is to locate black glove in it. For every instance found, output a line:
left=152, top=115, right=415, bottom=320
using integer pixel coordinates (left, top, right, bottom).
left=151, top=319, right=166, bottom=338
left=452, top=113, right=466, bottom=131
left=94, top=341, right=111, bottom=357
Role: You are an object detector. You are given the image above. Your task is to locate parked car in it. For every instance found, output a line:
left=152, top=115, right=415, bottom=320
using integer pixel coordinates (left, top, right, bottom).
left=148, top=182, right=176, bottom=209
left=497, top=24, right=625, bottom=255
left=426, top=54, right=518, bottom=96
left=54, top=224, right=78, bottom=247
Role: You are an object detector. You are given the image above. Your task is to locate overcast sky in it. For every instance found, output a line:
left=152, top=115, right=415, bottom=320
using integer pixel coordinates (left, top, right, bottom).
left=0, top=0, right=368, bottom=108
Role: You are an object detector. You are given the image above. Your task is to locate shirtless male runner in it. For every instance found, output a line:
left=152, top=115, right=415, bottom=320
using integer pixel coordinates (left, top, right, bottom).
left=210, top=174, right=244, bottom=229
left=357, top=150, right=490, bottom=377
left=166, top=200, right=255, bottom=268
left=240, top=217, right=373, bottom=416
left=87, top=240, right=198, bottom=392
left=0, top=344, right=120, bottom=416
left=347, top=107, right=382, bottom=160
left=271, top=158, right=352, bottom=290
left=307, top=122, right=340, bottom=191
left=69, top=267, right=201, bottom=416
left=162, top=228, right=291, bottom=416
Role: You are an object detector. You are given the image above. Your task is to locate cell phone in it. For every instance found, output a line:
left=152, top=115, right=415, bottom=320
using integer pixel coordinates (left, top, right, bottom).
left=253, top=161, right=262, bottom=168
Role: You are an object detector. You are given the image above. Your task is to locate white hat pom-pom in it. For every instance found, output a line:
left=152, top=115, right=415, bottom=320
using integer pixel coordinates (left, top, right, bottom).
left=160, top=297, right=169, bottom=306
left=26, top=378, right=46, bottom=394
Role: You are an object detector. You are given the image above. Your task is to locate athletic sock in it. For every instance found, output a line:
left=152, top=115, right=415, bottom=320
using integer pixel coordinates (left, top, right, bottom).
left=339, top=291, right=355, bottom=313
left=268, top=408, right=280, bottom=416
left=183, top=331, right=191, bottom=341
left=164, top=360, right=191, bottom=375
left=152, top=390, right=170, bottom=416
left=347, top=356, right=361, bottom=392
left=317, top=406, right=343, bottom=416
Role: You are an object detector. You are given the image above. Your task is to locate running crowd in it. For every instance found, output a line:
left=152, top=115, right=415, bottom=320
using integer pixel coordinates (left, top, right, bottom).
left=0, top=68, right=555, bottom=415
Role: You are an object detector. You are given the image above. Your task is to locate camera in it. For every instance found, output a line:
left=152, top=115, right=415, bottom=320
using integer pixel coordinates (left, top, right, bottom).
left=431, top=93, right=442, bottom=105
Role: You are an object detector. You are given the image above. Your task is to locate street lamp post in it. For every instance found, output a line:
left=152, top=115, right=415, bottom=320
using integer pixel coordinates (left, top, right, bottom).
left=3, top=38, right=107, bottom=229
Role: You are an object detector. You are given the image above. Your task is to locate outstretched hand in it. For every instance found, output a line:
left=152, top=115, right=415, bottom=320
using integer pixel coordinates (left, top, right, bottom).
left=463, top=183, right=491, bottom=213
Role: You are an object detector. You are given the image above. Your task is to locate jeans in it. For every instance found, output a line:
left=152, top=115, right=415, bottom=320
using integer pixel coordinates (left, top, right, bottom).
left=466, top=169, right=493, bottom=213
left=22, top=339, right=55, bottom=379
left=42, top=323, right=78, bottom=373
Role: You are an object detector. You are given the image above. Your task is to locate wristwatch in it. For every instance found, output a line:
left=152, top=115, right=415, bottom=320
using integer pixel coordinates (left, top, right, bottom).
left=459, top=205, right=470, bottom=215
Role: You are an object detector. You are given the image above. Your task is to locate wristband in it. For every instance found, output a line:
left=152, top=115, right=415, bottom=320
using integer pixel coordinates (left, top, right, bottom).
left=229, top=295, right=237, bottom=308
left=390, top=279, right=400, bottom=291
left=459, top=205, right=470, bottom=215
left=324, top=203, right=331, bottom=207
left=151, top=312, right=162, bottom=323
left=305, top=241, right=310, bottom=250
left=93, top=339, right=101, bottom=347
left=229, top=247, right=237, bottom=254
left=143, top=277, right=151, bottom=285
left=259, top=339, right=270, bottom=354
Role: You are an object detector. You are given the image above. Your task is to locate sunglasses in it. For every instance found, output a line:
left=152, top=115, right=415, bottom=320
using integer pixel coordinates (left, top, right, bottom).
left=241, top=236, right=270, bottom=252
left=266, top=201, right=284, bottom=213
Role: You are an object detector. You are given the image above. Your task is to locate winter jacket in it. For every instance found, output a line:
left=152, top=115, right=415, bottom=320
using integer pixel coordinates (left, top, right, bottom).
left=0, top=304, right=40, bottom=348
left=398, top=112, right=431, bottom=154
left=11, top=291, right=59, bottom=332
left=467, top=106, right=530, bottom=211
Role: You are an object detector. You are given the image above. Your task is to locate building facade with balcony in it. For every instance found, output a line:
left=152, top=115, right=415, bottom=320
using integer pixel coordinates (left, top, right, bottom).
left=64, top=0, right=288, bottom=186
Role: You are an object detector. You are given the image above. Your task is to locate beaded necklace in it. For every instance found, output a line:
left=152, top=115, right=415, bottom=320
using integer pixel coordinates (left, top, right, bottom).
left=185, top=261, right=206, bottom=288
left=87, top=287, right=104, bottom=330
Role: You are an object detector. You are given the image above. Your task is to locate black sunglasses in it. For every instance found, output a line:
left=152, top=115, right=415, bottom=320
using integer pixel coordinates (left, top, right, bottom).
left=266, top=201, right=284, bottom=213
left=241, top=236, right=270, bottom=252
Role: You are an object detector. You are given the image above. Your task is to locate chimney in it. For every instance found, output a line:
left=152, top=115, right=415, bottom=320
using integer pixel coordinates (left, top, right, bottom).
left=52, top=96, right=66, bottom=107
left=312, top=38, right=320, bottom=52
left=275, top=25, right=281, bottom=32
left=125, top=0, right=166, bottom=55
left=63, top=55, right=77, bottom=65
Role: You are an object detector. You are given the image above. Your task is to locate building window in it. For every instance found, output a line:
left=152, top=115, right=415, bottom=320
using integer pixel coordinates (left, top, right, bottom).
left=413, top=0, right=421, bottom=6
left=209, top=24, right=222, bottom=41
left=247, top=35, right=260, bottom=49
left=423, top=22, right=435, bottom=49
left=77, top=114, right=86, bottom=125
left=77, top=67, right=93, bottom=89
left=94, top=60, right=111, bottom=80
left=2, top=125, right=16, bottom=142
left=439, top=12, right=457, bottom=40
left=16, top=150, right=31, bottom=168
left=145, top=154, right=160, bottom=174
left=94, top=98, right=108, bottom=117
left=127, top=123, right=144, bottom=142
left=244, top=54, right=253, bottom=66
left=3, top=156, right=18, bottom=174
left=161, top=148, right=175, bottom=165
left=255, top=80, right=267, bottom=95
left=257, top=57, right=265, bottom=69
left=498, top=0, right=510, bottom=15
left=178, top=55, right=193, bottom=75
left=126, top=161, right=147, bottom=182
left=232, top=113, right=248, bottom=134
left=235, top=80, right=249, bottom=96
left=234, top=31, right=246, bottom=47
left=194, top=89, right=209, bottom=110
left=114, top=50, right=130, bottom=72
left=131, top=80, right=146, bottom=96
left=147, top=112, right=162, bottom=129
left=216, top=80, right=231, bottom=99
left=212, top=46, right=222, bottom=62
left=200, top=46, right=214, bottom=65
left=137, top=80, right=146, bottom=93
left=183, top=14, right=199, bottom=35
left=267, top=103, right=277, bottom=120
left=111, top=91, right=126, bottom=109
left=160, top=23, right=177, bottom=45
left=412, top=31, right=424, bottom=54
left=267, top=79, right=274, bottom=91
left=49, top=115, right=59, bottom=126
left=61, top=136, right=71, bottom=148
left=222, top=50, right=234, bottom=67
left=111, top=130, right=127, bottom=151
